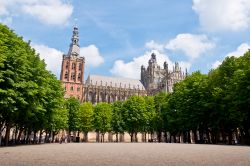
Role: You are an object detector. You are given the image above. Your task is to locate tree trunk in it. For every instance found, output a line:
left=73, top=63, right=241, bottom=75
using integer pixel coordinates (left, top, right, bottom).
left=52, top=131, right=56, bottom=143
left=228, top=130, right=233, bottom=145
left=16, top=127, right=23, bottom=144
left=157, top=131, right=162, bottom=142
left=101, top=133, right=105, bottom=142
left=84, top=132, right=88, bottom=142
left=33, top=131, right=37, bottom=144
left=39, top=130, right=43, bottom=143
left=44, top=130, right=48, bottom=143
left=187, top=131, right=190, bottom=143
left=199, top=130, right=204, bottom=144
left=116, top=133, right=118, bottom=142
left=180, top=132, right=184, bottom=143
left=26, top=129, right=31, bottom=144
left=193, top=130, right=197, bottom=144
left=173, top=134, right=176, bottom=143
left=135, top=132, right=138, bottom=142
left=119, top=133, right=124, bottom=142
left=96, top=131, right=99, bottom=142
left=0, top=123, right=4, bottom=146
left=244, top=127, right=250, bottom=145
left=206, top=129, right=211, bottom=144
left=4, top=124, right=11, bottom=146
left=130, top=133, right=133, bottom=142
left=164, top=131, right=168, bottom=143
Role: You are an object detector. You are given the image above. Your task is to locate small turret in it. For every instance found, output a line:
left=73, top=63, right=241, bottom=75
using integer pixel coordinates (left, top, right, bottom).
left=175, top=62, right=180, bottom=71
left=148, top=53, right=157, bottom=66
left=164, top=61, right=168, bottom=70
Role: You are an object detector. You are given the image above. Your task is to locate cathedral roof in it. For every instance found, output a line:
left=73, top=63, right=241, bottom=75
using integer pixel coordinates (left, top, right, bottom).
left=85, top=75, right=145, bottom=90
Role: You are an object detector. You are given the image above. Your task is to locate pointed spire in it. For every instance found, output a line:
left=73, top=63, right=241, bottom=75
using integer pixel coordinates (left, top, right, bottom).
left=67, top=25, right=80, bottom=57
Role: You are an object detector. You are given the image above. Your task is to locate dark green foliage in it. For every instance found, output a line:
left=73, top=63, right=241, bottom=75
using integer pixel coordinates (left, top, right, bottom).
left=0, top=24, right=66, bottom=145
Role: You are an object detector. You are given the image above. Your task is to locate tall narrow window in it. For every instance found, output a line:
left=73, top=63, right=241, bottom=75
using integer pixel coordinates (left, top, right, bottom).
left=66, top=61, right=69, bottom=69
left=72, top=63, right=76, bottom=69
left=79, top=63, right=82, bottom=70
left=70, top=86, right=74, bottom=91
left=64, top=71, right=68, bottom=79
left=78, top=73, right=81, bottom=81
left=71, top=73, right=75, bottom=80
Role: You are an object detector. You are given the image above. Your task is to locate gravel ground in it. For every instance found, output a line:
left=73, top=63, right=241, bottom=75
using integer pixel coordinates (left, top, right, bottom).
left=0, top=143, right=249, bottom=166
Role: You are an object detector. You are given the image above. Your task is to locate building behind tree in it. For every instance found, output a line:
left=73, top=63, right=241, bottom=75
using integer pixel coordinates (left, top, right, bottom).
left=60, top=27, right=187, bottom=103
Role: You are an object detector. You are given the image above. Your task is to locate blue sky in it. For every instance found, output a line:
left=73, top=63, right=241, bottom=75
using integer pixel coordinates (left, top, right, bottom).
left=1, top=0, right=250, bottom=79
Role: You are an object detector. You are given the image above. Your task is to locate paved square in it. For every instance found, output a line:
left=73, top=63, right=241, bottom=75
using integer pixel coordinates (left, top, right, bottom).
left=0, top=143, right=249, bottom=166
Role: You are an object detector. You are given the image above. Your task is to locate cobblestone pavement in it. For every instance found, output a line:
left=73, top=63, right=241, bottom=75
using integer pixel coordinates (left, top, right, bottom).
left=0, top=143, right=249, bottom=166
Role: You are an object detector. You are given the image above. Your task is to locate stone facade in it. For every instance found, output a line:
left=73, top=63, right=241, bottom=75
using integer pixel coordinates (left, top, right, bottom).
left=141, top=53, right=187, bottom=95
left=60, top=27, right=186, bottom=103
left=84, top=75, right=146, bottom=104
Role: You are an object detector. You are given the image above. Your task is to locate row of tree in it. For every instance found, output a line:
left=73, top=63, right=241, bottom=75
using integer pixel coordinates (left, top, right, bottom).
left=1, top=24, right=249, bottom=145
left=0, top=24, right=67, bottom=146
left=65, top=51, right=250, bottom=145
left=65, top=96, right=156, bottom=143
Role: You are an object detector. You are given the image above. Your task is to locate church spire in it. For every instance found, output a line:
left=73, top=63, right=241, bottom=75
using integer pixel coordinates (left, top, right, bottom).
left=67, top=26, right=80, bottom=57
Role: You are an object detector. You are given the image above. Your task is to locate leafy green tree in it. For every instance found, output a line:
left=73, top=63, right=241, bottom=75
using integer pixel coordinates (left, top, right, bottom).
left=111, top=101, right=125, bottom=142
left=0, top=24, right=66, bottom=146
left=122, top=96, right=147, bottom=142
left=65, top=97, right=81, bottom=142
left=154, top=92, right=168, bottom=142
left=143, top=96, right=156, bottom=142
left=79, top=102, right=94, bottom=142
left=94, top=102, right=112, bottom=142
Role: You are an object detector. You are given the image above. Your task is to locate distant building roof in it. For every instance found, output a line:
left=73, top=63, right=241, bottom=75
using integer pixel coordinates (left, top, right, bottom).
left=85, top=75, right=145, bottom=90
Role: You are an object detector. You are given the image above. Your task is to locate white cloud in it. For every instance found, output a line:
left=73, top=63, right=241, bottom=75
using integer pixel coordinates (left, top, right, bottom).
left=226, top=43, right=250, bottom=58
left=145, top=40, right=164, bottom=52
left=166, top=33, right=215, bottom=59
left=80, top=45, right=104, bottom=67
left=211, top=60, right=222, bottom=69
left=211, top=43, right=250, bottom=69
left=0, top=0, right=73, bottom=26
left=31, top=43, right=104, bottom=78
left=110, top=50, right=191, bottom=79
left=31, top=43, right=63, bottom=78
left=192, top=0, right=250, bottom=32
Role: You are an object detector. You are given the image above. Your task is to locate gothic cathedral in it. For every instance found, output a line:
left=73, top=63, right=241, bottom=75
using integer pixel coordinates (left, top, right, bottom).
left=60, top=27, right=186, bottom=103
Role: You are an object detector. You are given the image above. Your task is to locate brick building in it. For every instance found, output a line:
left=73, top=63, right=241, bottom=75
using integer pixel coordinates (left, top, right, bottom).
left=60, top=26, right=85, bottom=101
left=60, top=27, right=186, bottom=103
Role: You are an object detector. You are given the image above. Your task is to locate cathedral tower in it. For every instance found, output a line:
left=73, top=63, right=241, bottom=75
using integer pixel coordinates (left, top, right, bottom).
left=140, top=53, right=186, bottom=95
left=60, top=26, right=85, bottom=101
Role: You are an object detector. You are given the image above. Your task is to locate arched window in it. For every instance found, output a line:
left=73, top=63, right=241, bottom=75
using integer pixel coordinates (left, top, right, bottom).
left=78, top=63, right=82, bottom=70
left=70, top=86, right=74, bottom=91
